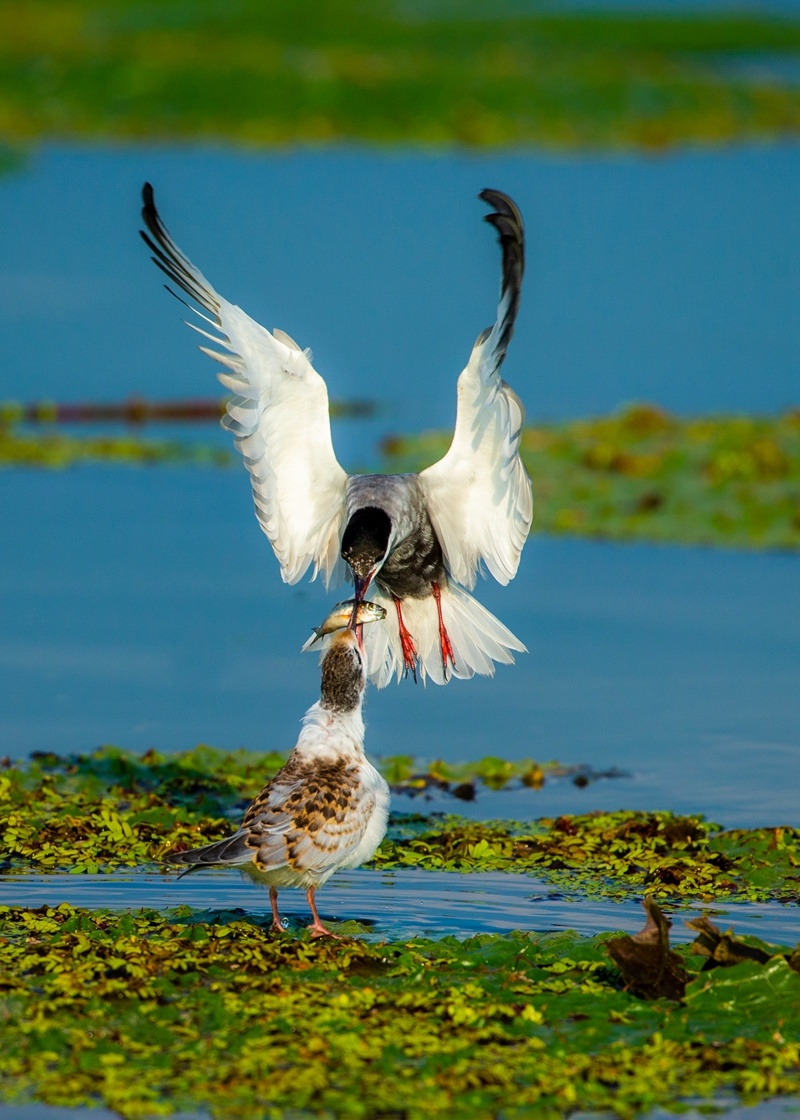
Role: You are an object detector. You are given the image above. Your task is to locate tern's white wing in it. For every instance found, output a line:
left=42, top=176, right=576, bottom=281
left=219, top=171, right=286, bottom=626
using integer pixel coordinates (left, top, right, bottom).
left=141, top=184, right=348, bottom=587
left=420, top=190, right=533, bottom=590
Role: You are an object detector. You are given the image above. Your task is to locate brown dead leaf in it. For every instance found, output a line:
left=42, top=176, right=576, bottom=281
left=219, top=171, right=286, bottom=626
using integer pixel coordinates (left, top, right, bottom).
left=686, top=914, right=786, bottom=970
left=607, top=895, right=689, bottom=1000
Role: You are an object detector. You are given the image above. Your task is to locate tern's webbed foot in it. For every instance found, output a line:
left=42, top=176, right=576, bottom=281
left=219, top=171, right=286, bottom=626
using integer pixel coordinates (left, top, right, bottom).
left=308, top=921, right=343, bottom=940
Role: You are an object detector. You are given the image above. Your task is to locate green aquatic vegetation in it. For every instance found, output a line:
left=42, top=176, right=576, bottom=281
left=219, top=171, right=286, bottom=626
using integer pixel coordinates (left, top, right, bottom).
left=0, top=396, right=375, bottom=426
left=0, top=745, right=553, bottom=871
left=0, top=745, right=277, bottom=872
left=5, top=406, right=800, bottom=551
left=0, top=424, right=234, bottom=469
left=1, top=748, right=798, bottom=906
left=378, top=754, right=623, bottom=799
left=3, top=1, right=800, bottom=152
left=0, top=397, right=371, bottom=468
left=0, top=746, right=585, bottom=871
left=376, top=812, right=800, bottom=904
left=0, top=902, right=797, bottom=1119
left=383, top=406, right=800, bottom=551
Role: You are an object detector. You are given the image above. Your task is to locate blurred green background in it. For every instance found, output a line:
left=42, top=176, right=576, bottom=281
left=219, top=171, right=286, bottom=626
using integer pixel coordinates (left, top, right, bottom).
left=2, top=0, right=800, bottom=155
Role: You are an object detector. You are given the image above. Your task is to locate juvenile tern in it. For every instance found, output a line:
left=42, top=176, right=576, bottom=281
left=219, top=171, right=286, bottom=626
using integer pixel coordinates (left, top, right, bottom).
left=164, top=628, right=390, bottom=938
left=141, top=185, right=533, bottom=686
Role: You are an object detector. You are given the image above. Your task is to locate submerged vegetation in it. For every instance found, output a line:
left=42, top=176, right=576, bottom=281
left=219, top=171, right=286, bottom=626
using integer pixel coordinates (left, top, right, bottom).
left=0, top=900, right=797, bottom=1118
left=2, top=1, right=800, bottom=152
left=0, top=395, right=370, bottom=469
left=1, top=746, right=798, bottom=905
left=3, top=405, right=799, bottom=550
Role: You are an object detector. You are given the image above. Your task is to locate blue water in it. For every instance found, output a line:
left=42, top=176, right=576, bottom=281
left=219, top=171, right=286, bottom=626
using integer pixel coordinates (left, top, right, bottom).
left=0, top=144, right=799, bottom=1120
left=1, top=144, right=799, bottom=472
left=1, top=143, right=799, bottom=828
left=2, top=866, right=798, bottom=943
left=1, top=466, right=797, bottom=828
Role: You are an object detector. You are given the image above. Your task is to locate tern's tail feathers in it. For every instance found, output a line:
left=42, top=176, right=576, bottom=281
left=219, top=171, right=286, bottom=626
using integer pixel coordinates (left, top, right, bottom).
left=164, top=830, right=252, bottom=869
left=361, top=582, right=526, bottom=688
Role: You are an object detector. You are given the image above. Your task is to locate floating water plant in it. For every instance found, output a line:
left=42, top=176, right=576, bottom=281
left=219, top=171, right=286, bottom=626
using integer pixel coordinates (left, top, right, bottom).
left=3, top=406, right=799, bottom=550
left=383, top=406, right=800, bottom=551
left=0, top=900, right=797, bottom=1119
left=1, top=747, right=797, bottom=904
left=0, top=425, right=233, bottom=469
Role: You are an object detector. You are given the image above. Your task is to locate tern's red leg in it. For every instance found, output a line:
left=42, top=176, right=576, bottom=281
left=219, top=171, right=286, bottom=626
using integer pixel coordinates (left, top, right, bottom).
left=269, top=886, right=284, bottom=933
left=306, top=887, right=341, bottom=939
left=393, top=596, right=418, bottom=681
left=432, top=582, right=457, bottom=679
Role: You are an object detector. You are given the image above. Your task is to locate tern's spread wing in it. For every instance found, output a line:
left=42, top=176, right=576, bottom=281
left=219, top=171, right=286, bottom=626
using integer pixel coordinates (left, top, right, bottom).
left=420, top=190, right=533, bottom=590
left=141, top=184, right=348, bottom=587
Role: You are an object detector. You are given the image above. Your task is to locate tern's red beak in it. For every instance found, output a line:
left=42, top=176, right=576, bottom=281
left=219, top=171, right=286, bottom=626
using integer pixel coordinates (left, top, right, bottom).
left=349, top=572, right=374, bottom=628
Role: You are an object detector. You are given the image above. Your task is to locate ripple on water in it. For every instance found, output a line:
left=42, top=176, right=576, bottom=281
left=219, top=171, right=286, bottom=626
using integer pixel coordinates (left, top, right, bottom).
left=1, top=866, right=798, bottom=945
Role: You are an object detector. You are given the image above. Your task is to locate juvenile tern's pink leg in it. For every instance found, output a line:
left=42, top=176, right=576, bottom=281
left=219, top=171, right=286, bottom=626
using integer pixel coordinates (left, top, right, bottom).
left=306, top=887, right=341, bottom=939
left=269, top=886, right=284, bottom=933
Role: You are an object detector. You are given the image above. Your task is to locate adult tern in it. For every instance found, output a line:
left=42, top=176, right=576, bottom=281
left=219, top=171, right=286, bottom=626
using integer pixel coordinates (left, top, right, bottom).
left=164, top=627, right=390, bottom=938
left=141, top=185, right=533, bottom=686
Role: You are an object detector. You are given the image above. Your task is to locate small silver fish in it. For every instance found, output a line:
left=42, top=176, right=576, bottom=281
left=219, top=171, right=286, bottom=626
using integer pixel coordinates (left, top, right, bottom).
left=307, top=599, right=386, bottom=646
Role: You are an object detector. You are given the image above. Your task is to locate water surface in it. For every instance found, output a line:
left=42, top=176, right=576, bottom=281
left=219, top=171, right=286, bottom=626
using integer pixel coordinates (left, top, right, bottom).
left=2, top=867, right=798, bottom=944
left=1, top=467, right=797, bottom=828
left=1, top=144, right=799, bottom=461
left=0, top=149, right=797, bottom=857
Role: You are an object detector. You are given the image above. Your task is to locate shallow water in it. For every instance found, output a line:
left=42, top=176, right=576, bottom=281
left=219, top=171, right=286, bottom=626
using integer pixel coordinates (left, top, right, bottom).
left=2, top=144, right=799, bottom=460
left=2, top=867, right=798, bottom=945
left=1, top=142, right=798, bottom=1117
left=1, top=466, right=797, bottom=828
left=3, top=1101, right=798, bottom=1120
left=1, top=144, right=798, bottom=831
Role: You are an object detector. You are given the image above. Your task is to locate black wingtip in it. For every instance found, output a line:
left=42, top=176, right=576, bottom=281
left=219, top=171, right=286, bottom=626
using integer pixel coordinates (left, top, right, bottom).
left=138, top=185, right=219, bottom=315
left=140, top=181, right=162, bottom=235
left=477, top=189, right=525, bottom=361
left=141, top=181, right=156, bottom=225
left=478, top=188, right=522, bottom=223
left=479, top=188, right=525, bottom=273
